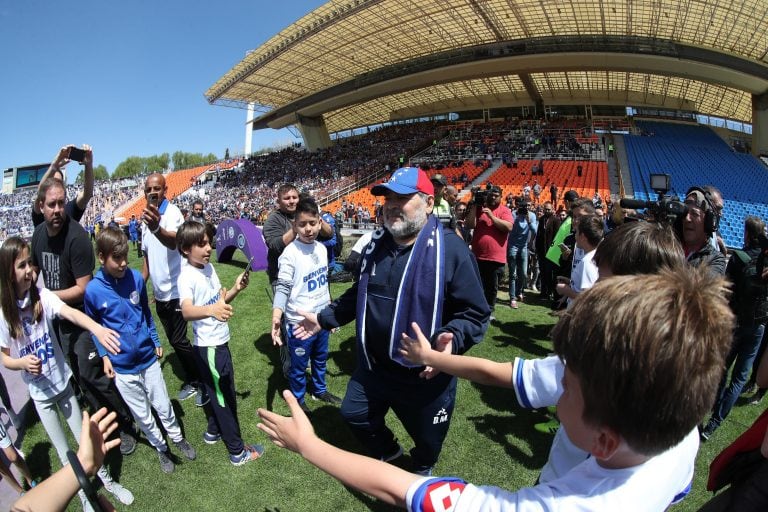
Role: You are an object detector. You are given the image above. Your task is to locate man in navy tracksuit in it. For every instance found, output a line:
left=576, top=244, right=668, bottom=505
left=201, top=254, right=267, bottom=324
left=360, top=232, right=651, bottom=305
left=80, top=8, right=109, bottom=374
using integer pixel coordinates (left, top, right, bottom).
left=295, top=167, right=489, bottom=475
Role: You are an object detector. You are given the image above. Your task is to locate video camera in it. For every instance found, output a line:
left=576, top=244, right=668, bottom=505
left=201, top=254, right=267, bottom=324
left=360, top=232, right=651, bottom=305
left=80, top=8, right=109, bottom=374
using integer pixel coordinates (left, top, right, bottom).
left=470, top=184, right=493, bottom=206
left=619, top=173, right=687, bottom=224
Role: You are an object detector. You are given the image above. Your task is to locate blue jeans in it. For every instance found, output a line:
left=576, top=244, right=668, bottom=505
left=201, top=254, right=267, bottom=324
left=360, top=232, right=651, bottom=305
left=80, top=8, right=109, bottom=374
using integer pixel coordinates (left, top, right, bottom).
left=711, top=323, right=766, bottom=427
left=285, top=325, right=330, bottom=403
left=507, top=245, right=528, bottom=298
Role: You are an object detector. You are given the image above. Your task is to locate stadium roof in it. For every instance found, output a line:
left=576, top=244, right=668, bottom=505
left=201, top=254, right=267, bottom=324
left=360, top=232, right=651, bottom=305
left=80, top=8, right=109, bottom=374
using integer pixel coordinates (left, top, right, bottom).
left=206, top=0, right=768, bottom=134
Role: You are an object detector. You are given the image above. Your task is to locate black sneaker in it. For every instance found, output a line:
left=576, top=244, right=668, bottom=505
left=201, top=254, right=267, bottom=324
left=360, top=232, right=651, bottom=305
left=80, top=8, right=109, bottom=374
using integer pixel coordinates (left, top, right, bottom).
left=203, top=431, right=221, bottom=445
left=380, top=443, right=404, bottom=462
left=700, top=420, right=718, bottom=442
left=119, top=431, right=137, bottom=456
left=299, top=401, right=312, bottom=417
left=196, top=388, right=210, bottom=407
left=158, top=450, right=175, bottom=473
left=311, top=391, right=343, bottom=405
left=173, top=439, right=197, bottom=460
left=178, top=383, right=198, bottom=401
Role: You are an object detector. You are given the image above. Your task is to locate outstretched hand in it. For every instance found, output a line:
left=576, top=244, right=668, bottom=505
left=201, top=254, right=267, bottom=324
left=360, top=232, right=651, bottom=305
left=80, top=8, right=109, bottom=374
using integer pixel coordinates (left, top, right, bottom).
left=399, top=322, right=433, bottom=365
left=257, top=390, right=316, bottom=454
left=77, top=408, right=121, bottom=476
left=291, top=309, right=320, bottom=340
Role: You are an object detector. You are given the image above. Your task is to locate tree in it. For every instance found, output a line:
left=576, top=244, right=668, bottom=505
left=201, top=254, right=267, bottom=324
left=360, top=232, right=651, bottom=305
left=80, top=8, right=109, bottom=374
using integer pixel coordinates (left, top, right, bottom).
left=113, top=156, right=146, bottom=179
left=76, top=164, right=108, bottom=183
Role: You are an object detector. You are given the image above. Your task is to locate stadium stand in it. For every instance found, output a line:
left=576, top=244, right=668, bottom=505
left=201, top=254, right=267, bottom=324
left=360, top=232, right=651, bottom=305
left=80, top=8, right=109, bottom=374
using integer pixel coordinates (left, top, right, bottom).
left=624, top=121, right=768, bottom=247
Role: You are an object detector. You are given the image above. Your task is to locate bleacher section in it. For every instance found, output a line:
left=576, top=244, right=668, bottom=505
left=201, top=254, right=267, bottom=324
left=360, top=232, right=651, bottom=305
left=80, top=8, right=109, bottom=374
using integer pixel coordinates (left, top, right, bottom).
left=116, top=165, right=211, bottom=222
left=488, top=160, right=610, bottom=207
left=624, top=121, right=768, bottom=247
left=323, top=162, right=489, bottom=216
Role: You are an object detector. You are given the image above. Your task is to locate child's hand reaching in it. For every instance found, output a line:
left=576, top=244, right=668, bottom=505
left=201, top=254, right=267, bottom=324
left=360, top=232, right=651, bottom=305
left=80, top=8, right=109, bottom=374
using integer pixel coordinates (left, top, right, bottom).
left=22, top=354, right=42, bottom=374
left=399, top=322, right=434, bottom=366
left=257, top=390, right=316, bottom=454
left=93, top=327, right=121, bottom=355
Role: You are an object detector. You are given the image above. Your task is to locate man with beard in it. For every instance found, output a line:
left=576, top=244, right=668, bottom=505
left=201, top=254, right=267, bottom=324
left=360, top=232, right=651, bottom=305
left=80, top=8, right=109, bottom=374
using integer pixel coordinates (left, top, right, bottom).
left=31, top=177, right=138, bottom=456
left=292, top=167, right=489, bottom=476
left=465, top=186, right=513, bottom=314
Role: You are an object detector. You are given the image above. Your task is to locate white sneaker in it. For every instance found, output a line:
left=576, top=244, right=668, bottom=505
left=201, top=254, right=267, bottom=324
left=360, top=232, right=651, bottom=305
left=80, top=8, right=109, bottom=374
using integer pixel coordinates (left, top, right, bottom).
left=103, top=480, right=135, bottom=505
left=78, top=489, right=95, bottom=512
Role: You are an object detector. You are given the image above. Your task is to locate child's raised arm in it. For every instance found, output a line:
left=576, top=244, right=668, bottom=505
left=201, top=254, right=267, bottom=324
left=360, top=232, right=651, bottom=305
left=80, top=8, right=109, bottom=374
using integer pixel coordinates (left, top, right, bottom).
left=400, top=322, right=513, bottom=388
left=257, top=390, right=418, bottom=507
left=58, top=305, right=121, bottom=355
left=225, top=271, right=249, bottom=303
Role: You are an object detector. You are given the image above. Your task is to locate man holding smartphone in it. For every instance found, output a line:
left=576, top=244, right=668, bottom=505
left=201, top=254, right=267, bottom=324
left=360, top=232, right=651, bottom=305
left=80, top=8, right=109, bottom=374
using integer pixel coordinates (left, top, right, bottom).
left=31, top=145, right=94, bottom=227
left=141, top=173, right=206, bottom=406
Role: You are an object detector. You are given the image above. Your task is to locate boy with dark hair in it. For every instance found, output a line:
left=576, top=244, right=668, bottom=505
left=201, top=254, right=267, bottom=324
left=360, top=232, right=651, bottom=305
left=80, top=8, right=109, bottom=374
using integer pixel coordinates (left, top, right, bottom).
left=271, top=197, right=342, bottom=416
left=85, top=226, right=197, bottom=473
left=258, top=268, right=733, bottom=511
left=555, top=214, right=603, bottom=307
left=176, top=221, right=264, bottom=466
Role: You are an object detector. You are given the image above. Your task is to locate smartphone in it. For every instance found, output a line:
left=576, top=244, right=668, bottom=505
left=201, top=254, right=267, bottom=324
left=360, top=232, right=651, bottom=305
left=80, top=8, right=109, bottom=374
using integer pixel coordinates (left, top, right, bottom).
left=69, top=147, right=86, bottom=163
left=147, top=193, right=159, bottom=207
left=244, top=256, right=254, bottom=276
left=558, top=242, right=569, bottom=252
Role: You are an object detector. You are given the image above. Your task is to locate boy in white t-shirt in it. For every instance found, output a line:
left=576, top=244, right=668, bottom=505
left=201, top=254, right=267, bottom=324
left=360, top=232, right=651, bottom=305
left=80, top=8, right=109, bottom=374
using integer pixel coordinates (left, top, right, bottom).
left=271, top=197, right=342, bottom=416
left=556, top=214, right=603, bottom=307
left=176, top=221, right=264, bottom=467
left=257, top=268, right=733, bottom=511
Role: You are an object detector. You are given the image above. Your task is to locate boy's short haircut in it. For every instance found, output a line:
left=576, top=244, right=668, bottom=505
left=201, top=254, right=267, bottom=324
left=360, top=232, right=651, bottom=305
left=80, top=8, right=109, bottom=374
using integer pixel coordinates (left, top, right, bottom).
left=745, top=216, right=765, bottom=245
left=570, top=198, right=596, bottom=215
left=96, top=226, right=129, bottom=259
left=295, top=197, right=320, bottom=217
left=176, top=220, right=207, bottom=257
left=277, top=183, right=298, bottom=198
left=592, top=221, right=684, bottom=275
left=551, top=268, right=733, bottom=456
left=576, top=215, right=604, bottom=246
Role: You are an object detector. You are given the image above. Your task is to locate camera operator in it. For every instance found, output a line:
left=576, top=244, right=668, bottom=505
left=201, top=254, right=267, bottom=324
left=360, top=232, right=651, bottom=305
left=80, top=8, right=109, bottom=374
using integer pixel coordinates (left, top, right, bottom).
left=465, top=185, right=513, bottom=315
left=678, top=188, right=726, bottom=276
left=703, top=185, right=727, bottom=255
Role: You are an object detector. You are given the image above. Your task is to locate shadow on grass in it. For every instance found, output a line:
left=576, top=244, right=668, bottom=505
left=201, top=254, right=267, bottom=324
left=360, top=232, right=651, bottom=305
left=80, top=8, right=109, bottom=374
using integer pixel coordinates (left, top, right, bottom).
left=494, top=320, right=552, bottom=358
left=253, top=332, right=286, bottom=411
left=469, top=384, right=552, bottom=472
left=328, top=333, right=357, bottom=377
left=26, top=441, right=54, bottom=480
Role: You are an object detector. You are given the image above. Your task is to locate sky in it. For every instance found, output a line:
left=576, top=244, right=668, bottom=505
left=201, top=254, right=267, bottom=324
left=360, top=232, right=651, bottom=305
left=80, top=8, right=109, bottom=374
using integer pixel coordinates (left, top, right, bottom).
left=0, top=0, right=327, bottom=182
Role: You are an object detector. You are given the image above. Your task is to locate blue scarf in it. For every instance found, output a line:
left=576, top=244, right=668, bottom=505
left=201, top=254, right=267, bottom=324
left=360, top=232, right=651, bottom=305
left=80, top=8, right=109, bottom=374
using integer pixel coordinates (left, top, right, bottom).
left=356, top=215, right=445, bottom=369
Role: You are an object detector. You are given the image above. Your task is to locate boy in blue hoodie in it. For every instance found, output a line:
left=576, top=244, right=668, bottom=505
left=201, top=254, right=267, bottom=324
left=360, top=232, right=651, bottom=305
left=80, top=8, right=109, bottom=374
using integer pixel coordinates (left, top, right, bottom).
left=85, top=227, right=196, bottom=473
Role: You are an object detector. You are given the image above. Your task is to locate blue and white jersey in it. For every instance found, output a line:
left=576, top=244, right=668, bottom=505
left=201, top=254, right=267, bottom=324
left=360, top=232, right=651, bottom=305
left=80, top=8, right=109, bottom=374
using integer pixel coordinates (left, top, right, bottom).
left=0, top=288, right=72, bottom=401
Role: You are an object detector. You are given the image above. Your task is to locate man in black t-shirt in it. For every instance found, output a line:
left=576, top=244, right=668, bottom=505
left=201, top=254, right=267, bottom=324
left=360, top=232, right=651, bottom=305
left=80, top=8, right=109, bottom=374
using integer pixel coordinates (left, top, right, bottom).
left=31, top=177, right=137, bottom=455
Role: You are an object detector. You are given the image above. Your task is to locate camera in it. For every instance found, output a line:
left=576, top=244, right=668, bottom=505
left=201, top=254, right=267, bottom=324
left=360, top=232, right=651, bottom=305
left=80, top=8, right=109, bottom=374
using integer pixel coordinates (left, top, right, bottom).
left=619, top=173, right=687, bottom=224
left=470, top=186, right=489, bottom=206
left=69, top=147, right=86, bottom=163
left=470, top=183, right=498, bottom=206
left=517, top=202, right=529, bottom=216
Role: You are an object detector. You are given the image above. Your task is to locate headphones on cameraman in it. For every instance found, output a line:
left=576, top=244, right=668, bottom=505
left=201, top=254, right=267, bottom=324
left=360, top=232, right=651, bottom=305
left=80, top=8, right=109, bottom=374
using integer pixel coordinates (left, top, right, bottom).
left=684, top=186, right=719, bottom=234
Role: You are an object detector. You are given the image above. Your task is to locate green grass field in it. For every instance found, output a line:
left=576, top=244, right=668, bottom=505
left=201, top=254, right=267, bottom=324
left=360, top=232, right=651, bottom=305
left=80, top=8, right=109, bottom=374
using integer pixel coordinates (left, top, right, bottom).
left=18, top=249, right=767, bottom=511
